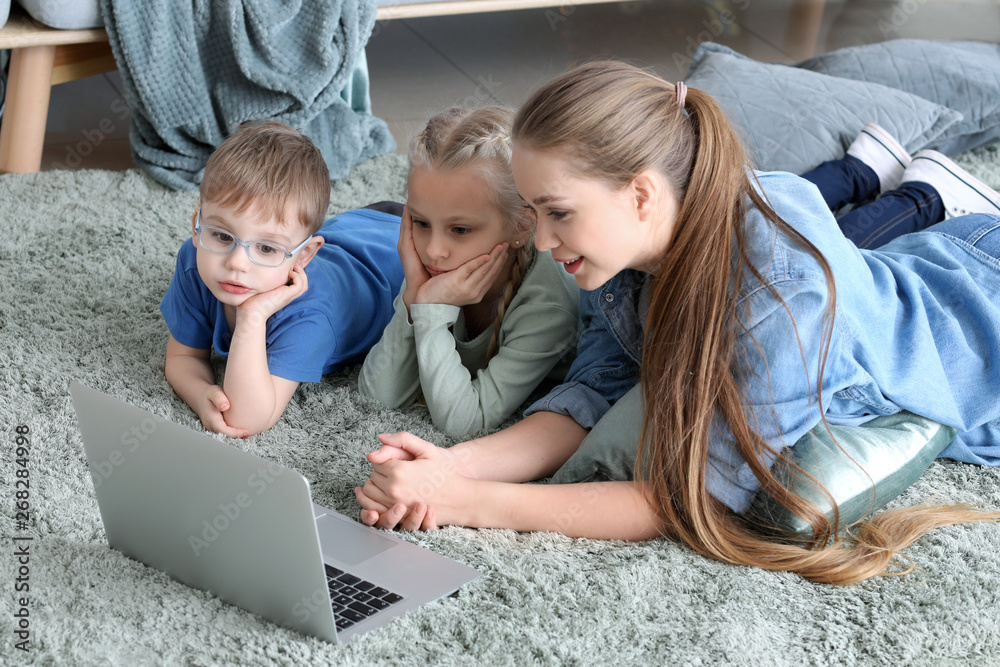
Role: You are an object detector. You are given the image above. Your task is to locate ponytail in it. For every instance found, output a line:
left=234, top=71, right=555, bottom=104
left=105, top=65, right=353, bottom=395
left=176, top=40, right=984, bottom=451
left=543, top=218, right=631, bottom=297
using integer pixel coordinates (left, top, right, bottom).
left=514, top=61, right=999, bottom=585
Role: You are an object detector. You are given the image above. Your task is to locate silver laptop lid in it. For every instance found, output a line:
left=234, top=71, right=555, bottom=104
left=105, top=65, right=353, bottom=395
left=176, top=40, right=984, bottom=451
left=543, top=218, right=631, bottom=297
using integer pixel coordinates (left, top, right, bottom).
left=71, top=382, right=339, bottom=642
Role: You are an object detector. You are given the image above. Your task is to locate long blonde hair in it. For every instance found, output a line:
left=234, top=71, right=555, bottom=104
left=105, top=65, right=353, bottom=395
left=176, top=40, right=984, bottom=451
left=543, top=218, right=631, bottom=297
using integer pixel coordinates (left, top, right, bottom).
left=409, top=107, right=535, bottom=357
left=513, top=61, right=994, bottom=585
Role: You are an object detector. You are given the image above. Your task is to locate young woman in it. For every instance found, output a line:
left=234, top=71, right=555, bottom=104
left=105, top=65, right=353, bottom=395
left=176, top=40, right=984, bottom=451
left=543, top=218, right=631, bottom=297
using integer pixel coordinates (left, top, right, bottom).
left=358, top=107, right=579, bottom=437
left=354, top=62, right=1000, bottom=585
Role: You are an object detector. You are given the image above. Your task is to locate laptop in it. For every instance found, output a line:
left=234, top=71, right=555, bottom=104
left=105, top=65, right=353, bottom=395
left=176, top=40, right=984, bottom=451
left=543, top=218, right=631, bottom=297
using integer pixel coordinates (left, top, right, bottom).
left=70, top=382, right=479, bottom=644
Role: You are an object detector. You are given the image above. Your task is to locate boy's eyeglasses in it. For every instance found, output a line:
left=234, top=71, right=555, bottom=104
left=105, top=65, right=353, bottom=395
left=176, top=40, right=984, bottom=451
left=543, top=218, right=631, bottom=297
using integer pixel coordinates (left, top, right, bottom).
left=194, top=210, right=311, bottom=268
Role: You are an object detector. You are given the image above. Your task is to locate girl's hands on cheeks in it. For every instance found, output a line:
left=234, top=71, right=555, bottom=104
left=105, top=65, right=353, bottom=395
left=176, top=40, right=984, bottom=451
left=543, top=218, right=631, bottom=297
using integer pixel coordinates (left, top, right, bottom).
left=195, top=384, right=251, bottom=439
left=398, top=206, right=432, bottom=313
left=414, top=242, right=509, bottom=308
left=355, top=432, right=470, bottom=531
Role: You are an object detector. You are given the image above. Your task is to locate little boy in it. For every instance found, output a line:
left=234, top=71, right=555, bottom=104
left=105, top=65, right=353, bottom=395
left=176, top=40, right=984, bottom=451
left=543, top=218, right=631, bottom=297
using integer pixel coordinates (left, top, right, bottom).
left=161, top=120, right=403, bottom=436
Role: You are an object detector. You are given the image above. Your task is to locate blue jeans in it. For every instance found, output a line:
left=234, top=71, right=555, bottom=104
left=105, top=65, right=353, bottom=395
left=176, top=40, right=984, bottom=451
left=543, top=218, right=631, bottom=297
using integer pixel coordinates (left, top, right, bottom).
left=801, top=155, right=944, bottom=248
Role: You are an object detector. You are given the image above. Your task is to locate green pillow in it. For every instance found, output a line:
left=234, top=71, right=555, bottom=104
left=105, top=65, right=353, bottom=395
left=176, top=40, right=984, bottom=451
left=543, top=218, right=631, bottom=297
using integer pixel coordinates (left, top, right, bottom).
left=550, top=385, right=647, bottom=486
left=550, top=385, right=956, bottom=537
left=746, top=412, right=956, bottom=538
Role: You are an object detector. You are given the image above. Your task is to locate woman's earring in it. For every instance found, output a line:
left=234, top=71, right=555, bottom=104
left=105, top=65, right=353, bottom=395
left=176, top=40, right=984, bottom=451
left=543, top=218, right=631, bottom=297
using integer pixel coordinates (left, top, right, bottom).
left=514, top=240, right=521, bottom=246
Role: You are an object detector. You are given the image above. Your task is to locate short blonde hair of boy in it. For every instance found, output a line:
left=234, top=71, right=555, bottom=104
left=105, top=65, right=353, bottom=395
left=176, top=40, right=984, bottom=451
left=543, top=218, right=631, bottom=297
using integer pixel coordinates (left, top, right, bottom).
left=200, top=120, right=331, bottom=236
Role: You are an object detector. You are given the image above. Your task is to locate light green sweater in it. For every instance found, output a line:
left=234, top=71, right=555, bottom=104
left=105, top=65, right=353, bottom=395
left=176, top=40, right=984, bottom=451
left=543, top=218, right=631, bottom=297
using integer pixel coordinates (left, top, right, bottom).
left=358, top=252, right=580, bottom=437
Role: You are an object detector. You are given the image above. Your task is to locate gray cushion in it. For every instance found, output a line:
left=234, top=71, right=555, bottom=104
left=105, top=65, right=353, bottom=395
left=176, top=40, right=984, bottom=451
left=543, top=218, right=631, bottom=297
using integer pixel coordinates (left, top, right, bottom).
left=551, top=385, right=956, bottom=538
left=16, top=0, right=102, bottom=29
left=683, top=42, right=962, bottom=174
left=795, top=39, right=1000, bottom=156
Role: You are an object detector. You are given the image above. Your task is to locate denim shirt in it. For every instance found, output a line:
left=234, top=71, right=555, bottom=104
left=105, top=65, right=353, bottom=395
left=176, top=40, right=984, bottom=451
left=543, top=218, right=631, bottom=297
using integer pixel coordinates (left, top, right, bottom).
left=525, top=269, right=646, bottom=429
left=528, top=171, right=1000, bottom=513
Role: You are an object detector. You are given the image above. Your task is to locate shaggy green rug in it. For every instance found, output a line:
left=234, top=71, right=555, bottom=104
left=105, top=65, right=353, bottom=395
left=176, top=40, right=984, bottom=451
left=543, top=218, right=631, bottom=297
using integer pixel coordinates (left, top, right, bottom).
left=2, top=148, right=1000, bottom=666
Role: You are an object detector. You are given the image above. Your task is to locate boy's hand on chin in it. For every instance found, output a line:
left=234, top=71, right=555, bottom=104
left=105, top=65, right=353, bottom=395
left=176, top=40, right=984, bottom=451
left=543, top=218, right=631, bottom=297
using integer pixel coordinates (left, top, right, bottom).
left=195, top=384, right=250, bottom=439
left=237, top=263, right=309, bottom=326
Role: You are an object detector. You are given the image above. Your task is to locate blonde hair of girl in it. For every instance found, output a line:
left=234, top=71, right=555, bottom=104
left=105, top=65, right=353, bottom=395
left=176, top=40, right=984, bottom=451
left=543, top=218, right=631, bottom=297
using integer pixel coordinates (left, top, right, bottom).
left=512, top=60, right=994, bottom=585
left=409, top=106, right=536, bottom=358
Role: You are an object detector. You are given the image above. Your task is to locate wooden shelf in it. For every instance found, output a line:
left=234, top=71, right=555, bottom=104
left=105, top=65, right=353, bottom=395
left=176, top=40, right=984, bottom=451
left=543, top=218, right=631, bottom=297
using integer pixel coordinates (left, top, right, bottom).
left=375, top=0, right=620, bottom=20
left=0, top=11, right=107, bottom=49
left=0, top=0, right=616, bottom=174
left=0, top=6, right=115, bottom=173
left=0, top=0, right=825, bottom=174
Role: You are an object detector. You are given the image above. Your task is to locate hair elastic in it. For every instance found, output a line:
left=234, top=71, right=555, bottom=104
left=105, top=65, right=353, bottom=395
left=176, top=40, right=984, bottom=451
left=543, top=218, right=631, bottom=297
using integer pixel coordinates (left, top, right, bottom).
left=675, top=81, right=688, bottom=109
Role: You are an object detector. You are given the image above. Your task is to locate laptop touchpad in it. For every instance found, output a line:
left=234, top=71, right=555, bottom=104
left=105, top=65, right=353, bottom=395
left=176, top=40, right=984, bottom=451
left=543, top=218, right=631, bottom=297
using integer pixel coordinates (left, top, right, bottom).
left=316, top=513, right=396, bottom=566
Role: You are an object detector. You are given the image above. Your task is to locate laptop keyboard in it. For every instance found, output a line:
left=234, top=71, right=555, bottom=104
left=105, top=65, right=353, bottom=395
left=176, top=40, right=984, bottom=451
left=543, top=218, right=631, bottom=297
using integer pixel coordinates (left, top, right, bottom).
left=325, top=564, right=405, bottom=632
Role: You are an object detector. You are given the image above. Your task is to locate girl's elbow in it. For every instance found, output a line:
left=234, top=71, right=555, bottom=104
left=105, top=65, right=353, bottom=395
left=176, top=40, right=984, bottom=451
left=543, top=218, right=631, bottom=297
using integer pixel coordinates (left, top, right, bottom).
left=358, top=376, right=417, bottom=410
left=432, top=411, right=482, bottom=439
left=432, top=416, right=465, bottom=438
left=362, top=387, right=412, bottom=410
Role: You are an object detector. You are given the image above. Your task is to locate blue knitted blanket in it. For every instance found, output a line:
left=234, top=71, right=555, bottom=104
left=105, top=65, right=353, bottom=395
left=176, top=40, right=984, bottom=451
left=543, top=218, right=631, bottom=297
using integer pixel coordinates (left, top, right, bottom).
left=100, top=0, right=395, bottom=191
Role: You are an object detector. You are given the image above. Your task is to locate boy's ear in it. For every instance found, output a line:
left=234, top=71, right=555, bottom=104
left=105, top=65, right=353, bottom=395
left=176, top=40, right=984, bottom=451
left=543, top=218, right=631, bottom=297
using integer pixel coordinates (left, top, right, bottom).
left=293, top=236, right=325, bottom=269
left=191, top=208, right=200, bottom=240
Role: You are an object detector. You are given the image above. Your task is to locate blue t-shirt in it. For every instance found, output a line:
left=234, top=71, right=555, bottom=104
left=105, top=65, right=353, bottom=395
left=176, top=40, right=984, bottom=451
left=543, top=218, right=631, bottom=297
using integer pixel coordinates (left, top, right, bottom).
left=160, top=208, right=404, bottom=382
left=530, top=171, right=1000, bottom=512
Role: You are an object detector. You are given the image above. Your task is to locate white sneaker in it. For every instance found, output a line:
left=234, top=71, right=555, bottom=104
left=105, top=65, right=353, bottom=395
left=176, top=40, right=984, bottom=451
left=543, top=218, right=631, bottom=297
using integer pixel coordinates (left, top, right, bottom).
left=845, top=122, right=912, bottom=194
left=901, top=150, right=1000, bottom=219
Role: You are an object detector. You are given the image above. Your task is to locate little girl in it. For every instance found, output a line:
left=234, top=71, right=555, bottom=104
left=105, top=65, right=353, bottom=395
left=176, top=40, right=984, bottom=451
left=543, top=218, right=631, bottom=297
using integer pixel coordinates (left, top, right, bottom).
left=358, top=107, right=579, bottom=437
left=355, top=62, right=1000, bottom=585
